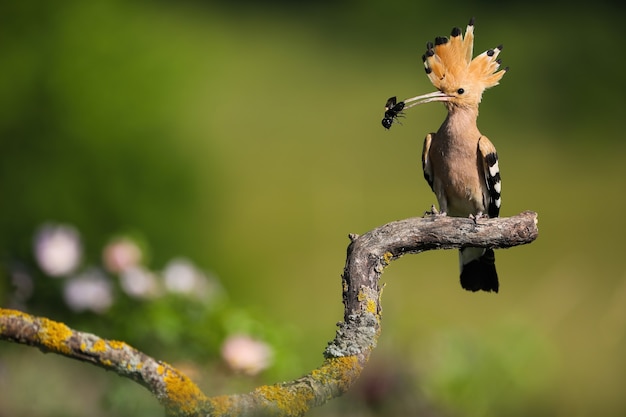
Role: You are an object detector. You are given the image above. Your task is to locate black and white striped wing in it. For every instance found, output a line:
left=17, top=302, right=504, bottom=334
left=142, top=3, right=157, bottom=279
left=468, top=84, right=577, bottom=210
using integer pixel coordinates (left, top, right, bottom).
left=478, top=136, right=501, bottom=218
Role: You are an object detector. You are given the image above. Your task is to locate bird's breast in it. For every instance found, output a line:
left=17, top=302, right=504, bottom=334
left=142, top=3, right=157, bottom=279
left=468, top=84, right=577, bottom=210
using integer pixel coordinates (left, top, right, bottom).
left=430, top=135, right=486, bottom=216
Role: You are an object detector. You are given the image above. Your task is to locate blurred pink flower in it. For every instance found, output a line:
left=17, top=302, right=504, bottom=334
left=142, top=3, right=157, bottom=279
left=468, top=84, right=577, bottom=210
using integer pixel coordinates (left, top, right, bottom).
left=33, top=223, right=82, bottom=277
left=221, top=334, right=273, bottom=375
left=102, top=237, right=143, bottom=274
left=119, top=266, right=160, bottom=299
left=63, top=268, right=113, bottom=313
left=162, top=258, right=207, bottom=296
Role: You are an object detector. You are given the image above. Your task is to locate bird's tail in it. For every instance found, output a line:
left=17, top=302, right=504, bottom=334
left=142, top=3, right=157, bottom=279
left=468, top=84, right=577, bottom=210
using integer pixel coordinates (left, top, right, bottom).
left=459, top=247, right=498, bottom=293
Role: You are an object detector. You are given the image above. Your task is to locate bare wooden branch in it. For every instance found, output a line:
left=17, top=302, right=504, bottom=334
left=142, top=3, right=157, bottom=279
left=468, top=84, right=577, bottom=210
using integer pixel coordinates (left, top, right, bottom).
left=0, top=211, right=538, bottom=416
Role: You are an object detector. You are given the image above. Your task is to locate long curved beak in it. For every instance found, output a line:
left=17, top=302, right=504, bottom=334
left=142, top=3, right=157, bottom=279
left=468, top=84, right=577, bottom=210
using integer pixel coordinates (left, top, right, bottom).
left=403, top=91, right=451, bottom=109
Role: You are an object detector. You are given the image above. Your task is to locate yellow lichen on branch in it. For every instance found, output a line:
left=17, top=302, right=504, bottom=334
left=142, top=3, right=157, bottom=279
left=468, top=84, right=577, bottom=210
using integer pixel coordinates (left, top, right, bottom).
left=161, top=366, right=209, bottom=415
left=311, top=356, right=361, bottom=390
left=91, top=339, right=108, bottom=352
left=256, top=384, right=315, bottom=417
left=357, top=288, right=380, bottom=317
left=0, top=309, right=73, bottom=354
left=382, top=251, right=393, bottom=265
left=0, top=308, right=30, bottom=321
left=108, top=339, right=127, bottom=350
left=206, top=395, right=235, bottom=416
left=35, top=316, right=74, bottom=353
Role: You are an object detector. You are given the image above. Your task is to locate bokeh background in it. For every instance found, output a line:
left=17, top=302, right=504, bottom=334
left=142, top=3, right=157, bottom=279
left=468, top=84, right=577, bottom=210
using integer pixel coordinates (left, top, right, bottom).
left=1, top=0, right=626, bottom=416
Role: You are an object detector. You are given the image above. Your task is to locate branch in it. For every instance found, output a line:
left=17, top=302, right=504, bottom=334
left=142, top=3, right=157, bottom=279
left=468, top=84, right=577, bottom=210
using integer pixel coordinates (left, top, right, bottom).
left=0, top=211, right=538, bottom=416
left=0, top=309, right=207, bottom=414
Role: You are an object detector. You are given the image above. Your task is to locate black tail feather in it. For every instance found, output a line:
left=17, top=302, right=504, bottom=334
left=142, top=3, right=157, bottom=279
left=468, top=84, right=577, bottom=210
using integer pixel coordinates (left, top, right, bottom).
left=460, top=248, right=498, bottom=293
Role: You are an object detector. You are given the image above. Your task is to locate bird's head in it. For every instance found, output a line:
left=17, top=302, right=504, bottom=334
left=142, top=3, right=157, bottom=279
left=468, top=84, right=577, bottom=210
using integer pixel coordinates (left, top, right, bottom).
left=404, top=18, right=507, bottom=112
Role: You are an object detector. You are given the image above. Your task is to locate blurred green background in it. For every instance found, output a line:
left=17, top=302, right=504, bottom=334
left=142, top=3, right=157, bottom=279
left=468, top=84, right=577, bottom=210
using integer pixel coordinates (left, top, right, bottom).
left=1, top=0, right=626, bottom=416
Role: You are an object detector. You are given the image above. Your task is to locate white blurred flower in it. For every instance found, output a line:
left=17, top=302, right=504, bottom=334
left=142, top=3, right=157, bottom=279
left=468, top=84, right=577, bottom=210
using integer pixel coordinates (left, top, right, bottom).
left=102, top=237, right=143, bottom=274
left=119, top=266, right=160, bottom=299
left=221, top=334, right=273, bottom=376
left=63, top=268, right=113, bottom=313
left=162, top=257, right=208, bottom=296
left=33, top=223, right=82, bottom=277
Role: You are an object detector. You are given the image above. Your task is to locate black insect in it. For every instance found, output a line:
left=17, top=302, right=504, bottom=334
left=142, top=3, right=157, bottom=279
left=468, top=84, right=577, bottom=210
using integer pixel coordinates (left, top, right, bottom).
left=381, top=96, right=405, bottom=129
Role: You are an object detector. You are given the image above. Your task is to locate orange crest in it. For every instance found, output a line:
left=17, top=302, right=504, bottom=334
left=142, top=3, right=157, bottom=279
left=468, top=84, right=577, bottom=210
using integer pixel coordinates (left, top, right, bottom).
left=422, top=18, right=507, bottom=101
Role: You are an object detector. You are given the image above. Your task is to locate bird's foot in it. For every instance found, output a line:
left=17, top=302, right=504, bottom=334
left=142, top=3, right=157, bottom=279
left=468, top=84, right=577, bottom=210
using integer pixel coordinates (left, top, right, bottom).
left=424, top=205, right=446, bottom=217
left=469, top=212, right=488, bottom=224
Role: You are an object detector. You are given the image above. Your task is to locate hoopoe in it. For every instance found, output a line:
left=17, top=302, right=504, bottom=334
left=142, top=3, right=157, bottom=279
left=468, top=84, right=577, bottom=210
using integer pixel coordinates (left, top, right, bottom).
left=384, top=18, right=507, bottom=292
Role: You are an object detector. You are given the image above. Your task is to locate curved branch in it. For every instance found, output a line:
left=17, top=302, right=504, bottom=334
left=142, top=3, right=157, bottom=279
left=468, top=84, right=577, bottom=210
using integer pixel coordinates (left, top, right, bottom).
left=0, top=211, right=538, bottom=416
left=0, top=309, right=208, bottom=414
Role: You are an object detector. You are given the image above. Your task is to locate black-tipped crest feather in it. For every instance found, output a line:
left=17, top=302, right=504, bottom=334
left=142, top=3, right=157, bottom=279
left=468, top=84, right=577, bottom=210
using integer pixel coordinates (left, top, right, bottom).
left=421, top=20, right=507, bottom=99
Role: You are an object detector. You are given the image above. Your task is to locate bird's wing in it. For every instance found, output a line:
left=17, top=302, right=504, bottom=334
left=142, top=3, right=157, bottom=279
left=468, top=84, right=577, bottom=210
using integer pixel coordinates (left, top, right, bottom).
left=422, top=133, right=435, bottom=192
left=477, top=136, right=501, bottom=218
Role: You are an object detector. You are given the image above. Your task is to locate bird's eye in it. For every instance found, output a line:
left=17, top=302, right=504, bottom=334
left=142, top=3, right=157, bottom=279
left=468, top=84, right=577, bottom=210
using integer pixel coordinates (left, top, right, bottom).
left=457, top=88, right=465, bottom=95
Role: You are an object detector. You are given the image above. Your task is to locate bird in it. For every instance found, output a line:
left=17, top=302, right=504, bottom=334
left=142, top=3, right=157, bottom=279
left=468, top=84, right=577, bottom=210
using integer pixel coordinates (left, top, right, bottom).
left=384, top=18, right=507, bottom=292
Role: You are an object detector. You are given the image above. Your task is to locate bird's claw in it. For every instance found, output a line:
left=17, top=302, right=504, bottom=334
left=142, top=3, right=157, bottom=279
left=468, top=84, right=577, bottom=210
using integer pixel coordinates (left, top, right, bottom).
left=424, top=205, right=447, bottom=217
left=469, top=212, right=488, bottom=224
